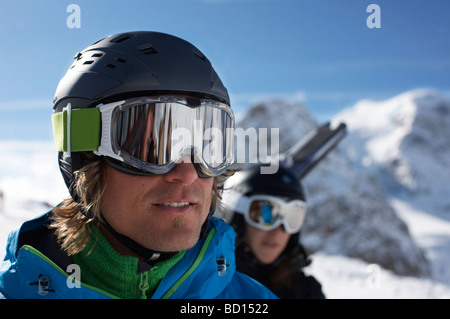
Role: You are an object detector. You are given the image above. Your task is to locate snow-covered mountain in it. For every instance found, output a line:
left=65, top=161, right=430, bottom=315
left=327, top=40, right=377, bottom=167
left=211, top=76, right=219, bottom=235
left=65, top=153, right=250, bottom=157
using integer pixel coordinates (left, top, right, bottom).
left=235, top=97, right=317, bottom=155
left=334, top=89, right=450, bottom=216
left=235, top=89, right=450, bottom=279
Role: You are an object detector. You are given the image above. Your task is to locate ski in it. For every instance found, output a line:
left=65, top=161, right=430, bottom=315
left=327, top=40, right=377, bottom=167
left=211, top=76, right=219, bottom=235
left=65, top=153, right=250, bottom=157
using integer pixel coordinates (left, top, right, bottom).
left=279, top=122, right=347, bottom=179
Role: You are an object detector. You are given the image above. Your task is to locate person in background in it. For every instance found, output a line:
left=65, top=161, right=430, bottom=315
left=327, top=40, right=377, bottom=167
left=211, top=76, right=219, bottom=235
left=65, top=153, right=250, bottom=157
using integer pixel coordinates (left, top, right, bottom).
left=220, top=164, right=325, bottom=299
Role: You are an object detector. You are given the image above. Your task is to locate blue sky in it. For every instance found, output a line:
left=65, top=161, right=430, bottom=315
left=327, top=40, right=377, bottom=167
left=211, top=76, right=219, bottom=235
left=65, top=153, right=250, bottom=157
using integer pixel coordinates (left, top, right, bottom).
left=1, top=0, right=450, bottom=140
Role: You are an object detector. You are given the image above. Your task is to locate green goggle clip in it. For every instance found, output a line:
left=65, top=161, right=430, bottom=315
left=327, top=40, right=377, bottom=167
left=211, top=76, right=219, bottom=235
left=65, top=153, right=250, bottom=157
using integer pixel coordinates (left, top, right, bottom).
left=51, top=105, right=101, bottom=154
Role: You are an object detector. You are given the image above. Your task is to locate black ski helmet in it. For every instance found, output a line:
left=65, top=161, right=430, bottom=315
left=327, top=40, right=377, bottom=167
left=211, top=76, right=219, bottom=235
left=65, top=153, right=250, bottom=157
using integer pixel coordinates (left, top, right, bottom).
left=53, top=31, right=230, bottom=200
left=228, top=164, right=306, bottom=201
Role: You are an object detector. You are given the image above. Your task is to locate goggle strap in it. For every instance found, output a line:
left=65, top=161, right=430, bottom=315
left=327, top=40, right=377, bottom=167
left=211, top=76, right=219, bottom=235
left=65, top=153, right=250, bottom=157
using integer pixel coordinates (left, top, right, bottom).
left=52, top=107, right=101, bottom=153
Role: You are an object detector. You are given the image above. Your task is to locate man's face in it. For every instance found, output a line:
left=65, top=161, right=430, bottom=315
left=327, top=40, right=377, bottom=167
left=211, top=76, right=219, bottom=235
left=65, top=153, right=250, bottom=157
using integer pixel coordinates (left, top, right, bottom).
left=100, top=159, right=214, bottom=253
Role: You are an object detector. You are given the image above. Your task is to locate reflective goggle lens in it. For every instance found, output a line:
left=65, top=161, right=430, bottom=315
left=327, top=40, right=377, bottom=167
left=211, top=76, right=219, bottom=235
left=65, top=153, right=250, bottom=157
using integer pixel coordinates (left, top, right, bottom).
left=101, top=96, right=234, bottom=176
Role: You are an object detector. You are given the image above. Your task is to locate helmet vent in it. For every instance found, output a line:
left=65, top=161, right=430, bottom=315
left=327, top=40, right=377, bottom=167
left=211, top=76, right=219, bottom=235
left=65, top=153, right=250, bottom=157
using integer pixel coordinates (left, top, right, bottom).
left=91, top=53, right=103, bottom=58
left=105, top=63, right=117, bottom=69
left=114, top=57, right=127, bottom=63
left=139, top=44, right=158, bottom=55
left=83, top=60, right=94, bottom=65
left=111, top=34, right=133, bottom=43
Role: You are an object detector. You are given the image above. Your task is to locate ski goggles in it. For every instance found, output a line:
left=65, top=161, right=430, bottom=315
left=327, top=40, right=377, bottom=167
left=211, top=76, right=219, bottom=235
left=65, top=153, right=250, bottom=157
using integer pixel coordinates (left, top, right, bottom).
left=222, top=191, right=307, bottom=234
left=52, top=96, right=235, bottom=177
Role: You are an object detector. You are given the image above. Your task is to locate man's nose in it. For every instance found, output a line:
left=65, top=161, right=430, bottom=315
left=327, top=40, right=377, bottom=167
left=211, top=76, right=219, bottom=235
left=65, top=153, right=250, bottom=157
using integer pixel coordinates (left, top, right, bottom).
left=163, top=156, right=199, bottom=185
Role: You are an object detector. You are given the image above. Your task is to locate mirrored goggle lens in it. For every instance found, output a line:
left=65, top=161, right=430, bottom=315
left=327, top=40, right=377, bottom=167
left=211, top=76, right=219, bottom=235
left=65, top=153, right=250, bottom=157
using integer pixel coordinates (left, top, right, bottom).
left=246, top=198, right=306, bottom=234
left=112, top=98, right=234, bottom=175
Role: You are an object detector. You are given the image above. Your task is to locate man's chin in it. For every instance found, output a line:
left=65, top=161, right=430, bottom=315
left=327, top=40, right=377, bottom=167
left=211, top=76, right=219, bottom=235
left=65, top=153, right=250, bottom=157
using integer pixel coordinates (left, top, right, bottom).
left=144, top=228, right=202, bottom=252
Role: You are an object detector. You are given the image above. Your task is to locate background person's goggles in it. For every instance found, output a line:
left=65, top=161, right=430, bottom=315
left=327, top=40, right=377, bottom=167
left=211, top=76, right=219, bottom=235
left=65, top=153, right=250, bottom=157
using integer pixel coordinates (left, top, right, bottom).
left=222, top=190, right=307, bottom=234
left=52, top=96, right=235, bottom=177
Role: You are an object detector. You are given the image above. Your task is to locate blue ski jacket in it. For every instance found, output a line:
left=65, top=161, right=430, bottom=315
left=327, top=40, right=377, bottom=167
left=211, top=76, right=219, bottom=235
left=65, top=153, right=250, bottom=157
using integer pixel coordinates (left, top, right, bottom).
left=0, top=211, right=277, bottom=299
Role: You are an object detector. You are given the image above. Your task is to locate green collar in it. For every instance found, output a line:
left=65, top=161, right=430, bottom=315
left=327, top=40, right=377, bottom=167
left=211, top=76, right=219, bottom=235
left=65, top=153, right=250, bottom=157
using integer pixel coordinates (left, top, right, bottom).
left=72, top=223, right=185, bottom=299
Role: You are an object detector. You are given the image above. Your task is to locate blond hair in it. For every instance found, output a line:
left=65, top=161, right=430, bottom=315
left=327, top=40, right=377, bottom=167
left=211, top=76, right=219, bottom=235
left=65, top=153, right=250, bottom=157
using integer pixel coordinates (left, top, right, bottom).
left=50, top=154, right=234, bottom=255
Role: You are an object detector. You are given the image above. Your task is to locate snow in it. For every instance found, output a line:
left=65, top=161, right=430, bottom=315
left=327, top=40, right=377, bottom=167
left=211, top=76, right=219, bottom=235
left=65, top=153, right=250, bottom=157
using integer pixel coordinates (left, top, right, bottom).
left=390, top=199, right=450, bottom=286
left=0, top=140, right=69, bottom=204
left=301, top=89, right=450, bottom=298
left=1, top=89, right=450, bottom=298
left=301, top=195, right=450, bottom=299
left=334, top=89, right=450, bottom=204
left=306, top=253, right=450, bottom=299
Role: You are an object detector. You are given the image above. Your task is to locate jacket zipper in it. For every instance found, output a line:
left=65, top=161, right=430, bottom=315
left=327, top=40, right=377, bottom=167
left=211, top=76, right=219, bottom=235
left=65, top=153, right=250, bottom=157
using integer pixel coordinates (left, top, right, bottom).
left=139, top=272, right=150, bottom=299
